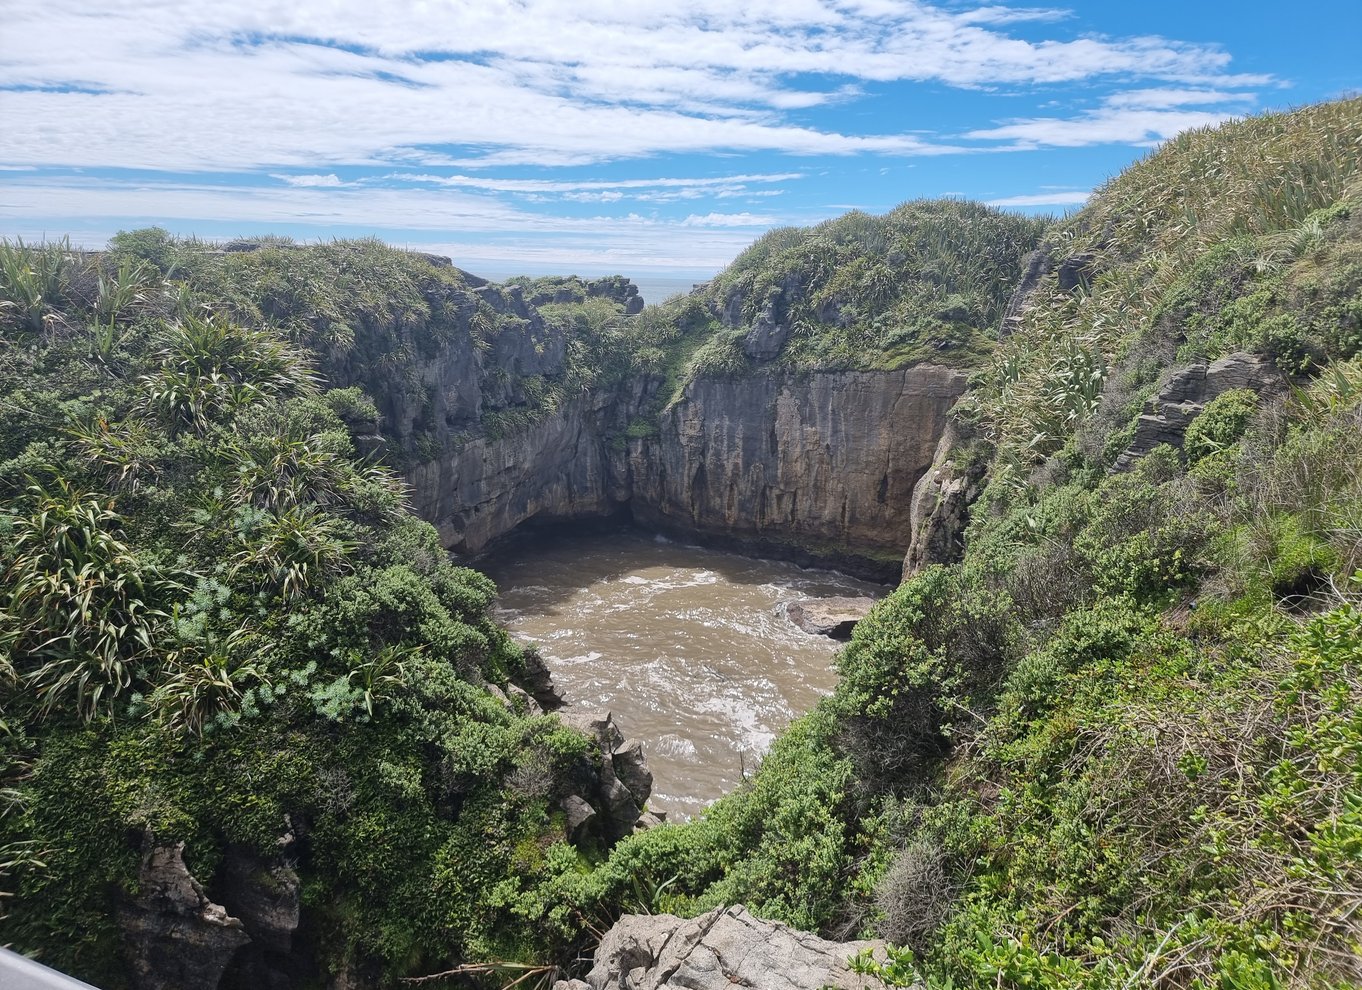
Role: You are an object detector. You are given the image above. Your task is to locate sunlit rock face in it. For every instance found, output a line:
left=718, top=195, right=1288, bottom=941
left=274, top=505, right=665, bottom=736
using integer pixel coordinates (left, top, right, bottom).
left=330, top=271, right=968, bottom=580
left=629, top=365, right=967, bottom=580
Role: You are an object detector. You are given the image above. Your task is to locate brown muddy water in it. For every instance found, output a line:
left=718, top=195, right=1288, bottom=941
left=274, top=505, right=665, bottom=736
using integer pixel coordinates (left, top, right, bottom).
left=481, top=528, right=886, bottom=820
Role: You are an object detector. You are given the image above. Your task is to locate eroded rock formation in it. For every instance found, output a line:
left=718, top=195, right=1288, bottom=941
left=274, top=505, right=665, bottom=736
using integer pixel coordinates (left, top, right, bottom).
left=787, top=596, right=876, bottom=640
left=902, top=423, right=985, bottom=578
left=553, top=905, right=892, bottom=990
left=1113, top=352, right=1285, bottom=471
left=558, top=712, right=656, bottom=842
left=629, top=366, right=968, bottom=580
left=118, top=840, right=250, bottom=990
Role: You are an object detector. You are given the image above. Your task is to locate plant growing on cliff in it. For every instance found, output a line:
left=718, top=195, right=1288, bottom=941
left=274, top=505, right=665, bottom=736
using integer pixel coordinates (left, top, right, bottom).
left=2, top=480, right=177, bottom=720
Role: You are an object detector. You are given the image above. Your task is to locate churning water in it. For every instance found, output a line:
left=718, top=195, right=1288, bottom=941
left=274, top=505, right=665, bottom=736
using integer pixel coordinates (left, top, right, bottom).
left=482, top=528, right=885, bottom=819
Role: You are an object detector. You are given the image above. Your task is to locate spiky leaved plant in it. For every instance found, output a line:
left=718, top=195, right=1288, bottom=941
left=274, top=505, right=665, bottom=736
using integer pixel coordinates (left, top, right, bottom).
left=1, top=479, right=179, bottom=720
left=137, top=312, right=320, bottom=435
left=0, top=238, right=79, bottom=336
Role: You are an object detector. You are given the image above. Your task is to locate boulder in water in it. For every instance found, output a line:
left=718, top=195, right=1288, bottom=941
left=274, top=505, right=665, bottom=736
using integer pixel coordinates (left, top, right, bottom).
left=787, top=596, right=875, bottom=640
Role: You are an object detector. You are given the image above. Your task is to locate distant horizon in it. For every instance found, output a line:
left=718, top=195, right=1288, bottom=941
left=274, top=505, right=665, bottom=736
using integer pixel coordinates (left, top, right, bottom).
left=4, top=1, right=1360, bottom=271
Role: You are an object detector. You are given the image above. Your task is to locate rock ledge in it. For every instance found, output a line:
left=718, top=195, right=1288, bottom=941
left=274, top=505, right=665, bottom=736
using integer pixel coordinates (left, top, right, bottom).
left=787, top=597, right=876, bottom=640
left=554, top=905, right=894, bottom=990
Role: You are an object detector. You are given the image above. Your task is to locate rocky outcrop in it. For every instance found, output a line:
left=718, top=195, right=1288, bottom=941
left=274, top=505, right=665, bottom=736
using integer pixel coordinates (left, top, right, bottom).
left=902, top=424, right=985, bottom=578
left=629, top=366, right=968, bottom=581
left=119, top=840, right=250, bottom=990
left=522, top=275, right=644, bottom=316
left=116, top=832, right=320, bottom=990
left=1001, top=247, right=1053, bottom=336
left=559, top=713, right=655, bottom=842
left=553, top=906, right=893, bottom=990
left=217, top=839, right=305, bottom=990
left=1113, top=352, right=1285, bottom=471
left=787, top=597, right=875, bottom=640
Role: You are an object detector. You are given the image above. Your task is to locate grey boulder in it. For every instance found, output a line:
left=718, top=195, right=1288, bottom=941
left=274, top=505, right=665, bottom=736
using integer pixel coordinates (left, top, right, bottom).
left=554, top=905, right=896, bottom=990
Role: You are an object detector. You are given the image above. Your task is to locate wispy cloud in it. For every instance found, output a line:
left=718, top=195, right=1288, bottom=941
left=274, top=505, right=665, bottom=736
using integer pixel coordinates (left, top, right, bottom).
left=986, top=191, right=1090, bottom=207
left=681, top=212, right=779, bottom=227
left=272, top=173, right=346, bottom=187
left=392, top=172, right=804, bottom=197
left=1103, top=88, right=1258, bottom=109
left=0, top=1, right=1294, bottom=275
left=0, top=174, right=785, bottom=270
left=0, top=1, right=1269, bottom=171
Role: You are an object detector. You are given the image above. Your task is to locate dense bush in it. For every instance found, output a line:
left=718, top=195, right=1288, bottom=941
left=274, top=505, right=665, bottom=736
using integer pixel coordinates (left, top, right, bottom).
left=0, top=241, right=622, bottom=986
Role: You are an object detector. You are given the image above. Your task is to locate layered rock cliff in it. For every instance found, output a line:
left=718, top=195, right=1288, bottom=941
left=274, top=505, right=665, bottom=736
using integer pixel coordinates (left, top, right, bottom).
left=629, top=366, right=968, bottom=578
left=269, top=238, right=1003, bottom=579
left=398, top=364, right=965, bottom=580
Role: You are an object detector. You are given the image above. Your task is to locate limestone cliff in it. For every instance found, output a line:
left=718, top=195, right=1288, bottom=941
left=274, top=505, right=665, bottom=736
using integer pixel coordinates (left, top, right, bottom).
left=629, top=366, right=968, bottom=579
left=399, top=363, right=966, bottom=581
left=312, top=258, right=975, bottom=579
left=408, top=390, right=632, bottom=553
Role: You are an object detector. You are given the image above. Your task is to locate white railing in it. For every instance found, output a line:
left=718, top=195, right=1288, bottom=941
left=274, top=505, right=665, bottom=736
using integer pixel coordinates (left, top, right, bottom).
left=0, top=947, right=104, bottom=989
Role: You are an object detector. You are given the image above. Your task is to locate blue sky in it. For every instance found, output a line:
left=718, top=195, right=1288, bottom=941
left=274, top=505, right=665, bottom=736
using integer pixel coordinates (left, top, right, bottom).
left=2, top=1, right=1359, bottom=289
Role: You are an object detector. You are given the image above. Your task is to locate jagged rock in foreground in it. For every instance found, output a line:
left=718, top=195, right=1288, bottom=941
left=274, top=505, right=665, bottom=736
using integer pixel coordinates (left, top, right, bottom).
left=554, top=905, right=894, bottom=990
left=118, top=839, right=250, bottom=990
left=787, top=596, right=876, bottom=640
left=902, top=423, right=985, bottom=578
left=1113, top=351, right=1285, bottom=471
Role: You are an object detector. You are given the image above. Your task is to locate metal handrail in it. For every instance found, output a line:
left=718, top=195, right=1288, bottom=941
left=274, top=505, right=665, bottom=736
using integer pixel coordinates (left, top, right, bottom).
left=0, top=947, right=104, bottom=989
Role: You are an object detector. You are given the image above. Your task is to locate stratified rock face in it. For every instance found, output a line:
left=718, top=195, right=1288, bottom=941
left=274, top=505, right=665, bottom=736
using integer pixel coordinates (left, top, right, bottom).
left=1113, top=351, right=1285, bottom=471
left=902, top=423, right=985, bottom=578
left=787, top=597, right=876, bottom=640
left=118, top=840, right=250, bottom=990
left=407, top=391, right=631, bottom=553
left=553, top=905, right=892, bottom=990
left=629, top=366, right=968, bottom=580
left=397, top=361, right=966, bottom=579
left=320, top=263, right=970, bottom=577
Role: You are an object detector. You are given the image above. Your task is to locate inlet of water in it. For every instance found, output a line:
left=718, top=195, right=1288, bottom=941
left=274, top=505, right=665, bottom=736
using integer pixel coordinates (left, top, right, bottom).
left=481, top=528, right=886, bottom=819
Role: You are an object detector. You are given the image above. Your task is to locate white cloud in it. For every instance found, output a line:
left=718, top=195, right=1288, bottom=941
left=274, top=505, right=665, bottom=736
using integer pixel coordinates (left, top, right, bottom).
left=965, top=107, right=1236, bottom=148
left=563, top=191, right=625, bottom=203
left=0, top=2, right=1280, bottom=273
left=0, top=175, right=781, bottom=271
left=272, top=173, right=346, bottom=187
left=1104, top=87, right=1257, bottom=109
left=681, top=212, right=780, bottom=227
left=986, top=191, right=1090, bottom=207
left=0, top=1, right=1267, bottom=171
left=395, top=172, right=804, bottom=194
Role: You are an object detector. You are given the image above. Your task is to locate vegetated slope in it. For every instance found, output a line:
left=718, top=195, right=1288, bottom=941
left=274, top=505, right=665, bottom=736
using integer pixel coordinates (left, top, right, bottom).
left=965, top=96, right=1362, bottom=464
left=624, top=199, right=1047, bottom=407
left=579, top=98, right=1362, bottom=989
left=0, top=241, right=645, bottom=986
left=86, top=233, right=649, bottom=466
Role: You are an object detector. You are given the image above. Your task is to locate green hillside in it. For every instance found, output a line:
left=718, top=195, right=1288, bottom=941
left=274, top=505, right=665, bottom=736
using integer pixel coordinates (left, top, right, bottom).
left=580, top=97, right=1362, bottom=990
